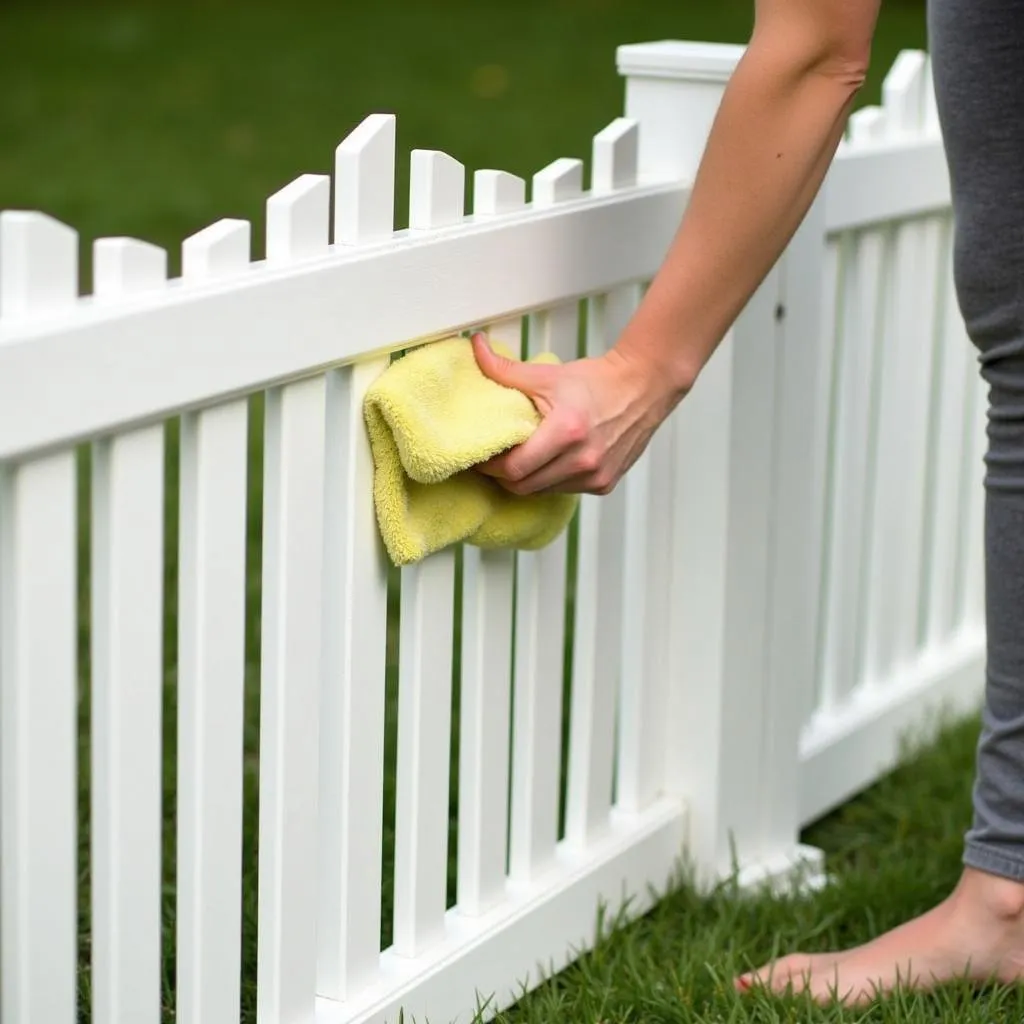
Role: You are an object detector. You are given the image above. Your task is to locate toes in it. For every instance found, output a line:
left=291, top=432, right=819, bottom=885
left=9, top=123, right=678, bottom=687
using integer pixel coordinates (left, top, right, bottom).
left=735, top=952, right=842, bottom=996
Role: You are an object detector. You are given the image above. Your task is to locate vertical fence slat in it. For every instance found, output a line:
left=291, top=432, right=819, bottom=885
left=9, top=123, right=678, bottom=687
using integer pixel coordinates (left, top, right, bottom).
left=590, top=117, right=638, bottom=195
left=923, top=218, right=971, bottom=645
left=860, top=249, right=906, bottom=686
left=318, top=114, right=394, bottom=999
left=176, top=218, right=252, bottom=1024
left=565, top=287, right=630, bottom=845
left=836, top=109, right=895, bottom=696
left=565, top=122, right=635, bottom=844
left=90, top=236, right=168, bottom=1024
left=257, top=174, right=331, bottom=1024
left=899, top=208, right=944, bottom=658
left=455, top=169, right=525, bottom=916
left=94, top=236, right=168, bottom=299
left=644, top=419, right=676, bottom=804
left=912, top=56, right=951, bottom=654
left=818, top=215, right=886, bottom=706
left=617, top=288, right=674, bottom=815
left=0, top=210, right=77, bottom=319
left=586, top=116, right=670, bottom=818
left=457, top=545, right=514, bottom=913
left=392, top=148, right=464, bottom=956
left=394, top=551, right=456, bottom=953
left=508, top=157, right=582, bottom=882
left=811, top=236, right=845, bottom=714
left=0, top=211, right=79, bottom=1024
left=0, top=455, right=79, bottom=1021
left=862, top=55, right=938, bottom=682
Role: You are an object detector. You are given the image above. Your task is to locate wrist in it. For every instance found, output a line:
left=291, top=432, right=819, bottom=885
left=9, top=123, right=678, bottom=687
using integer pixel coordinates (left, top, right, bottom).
left=610, top=320, right=704, bottom=407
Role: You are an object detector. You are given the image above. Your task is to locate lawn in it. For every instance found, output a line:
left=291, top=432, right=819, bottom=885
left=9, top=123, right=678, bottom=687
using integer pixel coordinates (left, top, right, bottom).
left=500, top=713, right=1016, bottom=1024
left=3, top=2, right=1003, bottom=1023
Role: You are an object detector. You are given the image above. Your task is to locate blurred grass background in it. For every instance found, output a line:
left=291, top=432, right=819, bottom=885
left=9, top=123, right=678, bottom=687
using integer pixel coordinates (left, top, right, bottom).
left=0, top=2, right=962, bottom=1023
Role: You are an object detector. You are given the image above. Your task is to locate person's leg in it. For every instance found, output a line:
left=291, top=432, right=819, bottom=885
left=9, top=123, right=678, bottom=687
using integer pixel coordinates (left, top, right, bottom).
left=953, top=0, right=1024, bottom=886
left=739, top=0, right=1024, bottom=1003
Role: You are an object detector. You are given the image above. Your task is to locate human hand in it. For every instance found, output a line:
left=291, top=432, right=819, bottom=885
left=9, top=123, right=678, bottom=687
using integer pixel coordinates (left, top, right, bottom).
left=470, top=332, right=684, bottom=496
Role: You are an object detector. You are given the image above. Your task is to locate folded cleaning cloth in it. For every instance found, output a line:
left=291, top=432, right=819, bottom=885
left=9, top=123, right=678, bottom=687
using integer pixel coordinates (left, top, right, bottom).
left=363, top=335, right=579, bottom=566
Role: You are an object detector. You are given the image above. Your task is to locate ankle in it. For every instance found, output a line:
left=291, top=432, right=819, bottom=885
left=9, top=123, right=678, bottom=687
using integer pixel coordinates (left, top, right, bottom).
left=955, top=866, right=1024, bottom=921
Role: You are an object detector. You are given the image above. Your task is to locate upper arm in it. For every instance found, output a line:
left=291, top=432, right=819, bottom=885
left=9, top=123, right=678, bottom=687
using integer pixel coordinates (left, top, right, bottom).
left=751, top=0, right=882, bottom=82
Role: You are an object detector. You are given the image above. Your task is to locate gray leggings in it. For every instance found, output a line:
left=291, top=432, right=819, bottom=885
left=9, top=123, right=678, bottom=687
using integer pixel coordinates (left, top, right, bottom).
left=929, top=0, right=1024, bottom=881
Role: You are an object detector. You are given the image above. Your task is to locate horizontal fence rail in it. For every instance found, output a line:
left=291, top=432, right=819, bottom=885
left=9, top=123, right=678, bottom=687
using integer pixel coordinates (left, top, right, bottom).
left=0, top=181, right=684, bottom=462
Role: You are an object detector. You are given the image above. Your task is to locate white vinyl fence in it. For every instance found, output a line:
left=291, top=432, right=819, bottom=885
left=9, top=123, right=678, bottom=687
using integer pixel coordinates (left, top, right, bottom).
left=0, top=39, right=984, bottom=1024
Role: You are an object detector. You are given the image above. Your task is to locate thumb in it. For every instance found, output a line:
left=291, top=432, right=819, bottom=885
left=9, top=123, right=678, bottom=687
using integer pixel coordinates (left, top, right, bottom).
left=471, top=332, right=552, bottom=395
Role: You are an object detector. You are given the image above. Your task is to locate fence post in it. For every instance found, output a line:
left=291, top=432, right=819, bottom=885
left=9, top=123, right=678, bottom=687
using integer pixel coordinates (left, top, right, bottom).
left=617, top=41, right=825, bottom=890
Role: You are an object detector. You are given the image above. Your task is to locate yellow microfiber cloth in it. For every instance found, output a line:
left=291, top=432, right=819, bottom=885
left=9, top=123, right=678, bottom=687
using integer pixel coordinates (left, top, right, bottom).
left=363, top=335, right=579, bottom=566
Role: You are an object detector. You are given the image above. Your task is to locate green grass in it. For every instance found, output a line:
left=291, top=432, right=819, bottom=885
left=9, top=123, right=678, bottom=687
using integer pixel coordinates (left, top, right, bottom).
left=500, top=713, right=1012, bottom=1024
left=2, top=2, right=997, bottom=1023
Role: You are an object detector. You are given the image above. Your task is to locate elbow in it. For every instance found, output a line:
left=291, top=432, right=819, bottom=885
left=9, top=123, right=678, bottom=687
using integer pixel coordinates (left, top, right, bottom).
left=753, top=37, right=871, bottom=103
left=749, top=7, right=876, bottom=97
left=815, top=49, right=870, bottom=94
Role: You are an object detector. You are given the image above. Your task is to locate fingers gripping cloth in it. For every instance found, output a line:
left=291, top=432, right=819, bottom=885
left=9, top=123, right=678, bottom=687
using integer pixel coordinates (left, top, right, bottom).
left=363, top=335, right=579, bottom=566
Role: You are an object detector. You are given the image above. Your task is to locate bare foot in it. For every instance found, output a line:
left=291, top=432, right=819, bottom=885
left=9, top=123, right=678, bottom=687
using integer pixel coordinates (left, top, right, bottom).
left=736, top=867, right=1024, bottom=1004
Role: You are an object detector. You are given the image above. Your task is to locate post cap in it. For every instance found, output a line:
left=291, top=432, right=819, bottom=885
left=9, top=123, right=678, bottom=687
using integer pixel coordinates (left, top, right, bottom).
left=616, top=40, right=745, bottom=83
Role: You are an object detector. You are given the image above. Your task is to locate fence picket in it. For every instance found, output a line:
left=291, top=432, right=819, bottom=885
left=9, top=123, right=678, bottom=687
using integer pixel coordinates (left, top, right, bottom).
left=923, top=219, right=971, bottom=645
left=818, top=226, right=885, bottom=707
left=860, top=257, right=909, bottom=677
left=0, top=211, right=79, bottom=1024
left=508, top=157, right=583, bottom=882
left=870, top=53, right=941, bottom=675
left=90, top=236, right=168, bottom=1024
left=618, top=334, right=676, bottom=815
left=409, top=149, right=466, bottom=231
left=176, top=218, right=251, bottom=1024
left=832, top=108, right=893, bottom=697
left=392, top=149, right=465, bottom=956
left=256, top=174, right=331, bottom=1024
left=455, top=169, right=526, bottom=916
left=901, top=213, right=945, bottom=659
left=588, top=120, right=668, bottom=816
left=474, top=167, right=526, bottom=218
left=564, top=124, right=634, bottom=846
left=883, top=51, right=928, bottom=135
left=566, top=285, right=630, bottom=845
left=94, top=236, right=167, bottom=299
left=318, top=114, right=394, bottom=999
left=860, top=159, right=904, bottom=683
left=394, top=551, right=457, bottom=952
left=591, top=118, right=638, bottom=194
left=267, top=172, right=331, bottom=262
left=457, top=543, right=514, bottom=913
left=812, top=237, right=846, bottom=713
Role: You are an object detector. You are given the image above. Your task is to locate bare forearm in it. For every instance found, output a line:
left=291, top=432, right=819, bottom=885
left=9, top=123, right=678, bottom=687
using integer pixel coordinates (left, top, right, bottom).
left=616, top=7, right=878, bottom=396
